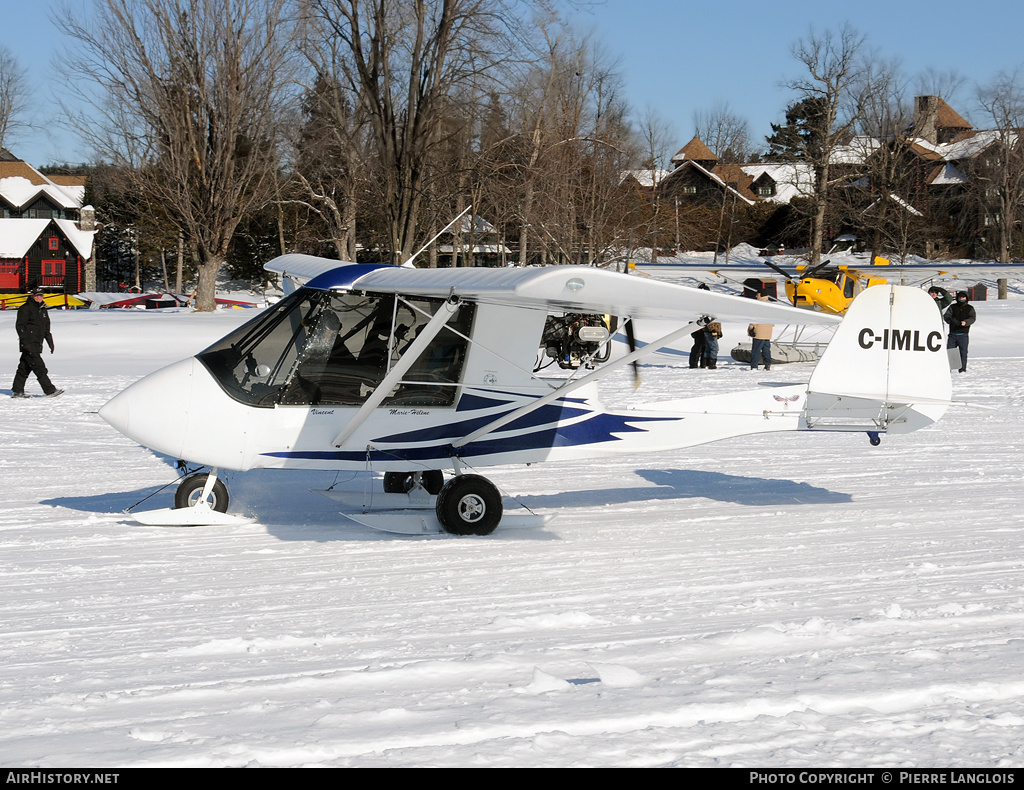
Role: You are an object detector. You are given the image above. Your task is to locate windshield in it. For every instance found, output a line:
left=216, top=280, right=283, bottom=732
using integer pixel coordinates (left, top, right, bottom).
left=197, top=288, right=473, bottom=408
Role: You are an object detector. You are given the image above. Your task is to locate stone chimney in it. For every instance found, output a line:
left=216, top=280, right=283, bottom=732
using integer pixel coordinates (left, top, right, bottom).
left=79, top=205, right=95, bottom=232
left=914, top=96, right=940, bottom=144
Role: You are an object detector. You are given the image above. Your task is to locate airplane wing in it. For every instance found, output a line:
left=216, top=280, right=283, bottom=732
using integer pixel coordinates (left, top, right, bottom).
left=264, top=253, right=360, bottom=291
left=634, top=259, right=1024, bottom=282
left=265, top=255, right=840, bottom=326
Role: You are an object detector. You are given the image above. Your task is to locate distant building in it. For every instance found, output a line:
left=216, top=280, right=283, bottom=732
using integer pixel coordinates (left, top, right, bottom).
left=656, top=96, right=1021, bottom=257
left=661, top=136, right=814, bottom=208
left=0, top=149, right=95, bottom=294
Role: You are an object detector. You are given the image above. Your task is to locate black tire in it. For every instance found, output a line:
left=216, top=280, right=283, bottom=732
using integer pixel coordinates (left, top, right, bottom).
left=435, top=474, right=502, bottom=536
left=383, top=470, right=444, bottom=495
left=383, top=472, right=411, bottom=493
left=174, top=473, right=229, bottom=512
left=420, top=470, right=444, bottom=495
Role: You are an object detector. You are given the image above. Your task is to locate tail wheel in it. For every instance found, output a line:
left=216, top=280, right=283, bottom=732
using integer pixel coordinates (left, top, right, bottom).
left=383, top=470, right=444, bottom=495
left=435, top=474, right=502, bottom=536
left=174, top=473, right=229, bottom=512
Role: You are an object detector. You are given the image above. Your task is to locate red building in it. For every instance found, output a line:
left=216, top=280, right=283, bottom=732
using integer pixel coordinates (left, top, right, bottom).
left=0, top=150, right=95, bottom=295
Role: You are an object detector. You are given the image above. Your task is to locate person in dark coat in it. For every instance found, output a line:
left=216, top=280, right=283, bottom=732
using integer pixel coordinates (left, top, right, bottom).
left=688, top=326, right=706, bottom=368
left=927, top=285, right=953, bottom=311
left=943, top=290, right=976, bottom=373
left=702, top=319, right=722, bottom=369
left=12, top=288, right=62, bottom=398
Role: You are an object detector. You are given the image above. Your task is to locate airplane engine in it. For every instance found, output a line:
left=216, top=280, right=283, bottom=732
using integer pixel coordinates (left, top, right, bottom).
left=539, top=313, right=612, bottom=370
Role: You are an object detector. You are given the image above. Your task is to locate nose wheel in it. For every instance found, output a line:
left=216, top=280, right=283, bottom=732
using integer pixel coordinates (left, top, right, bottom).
left=175, top=471, right=230, bottom=513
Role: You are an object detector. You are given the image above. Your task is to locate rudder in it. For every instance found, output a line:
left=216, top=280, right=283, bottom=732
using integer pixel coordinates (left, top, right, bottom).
left=804, top=285, right=951, bottom=434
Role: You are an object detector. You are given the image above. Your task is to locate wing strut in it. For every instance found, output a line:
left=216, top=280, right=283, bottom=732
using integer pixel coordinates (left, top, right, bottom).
left=332, top=295, right=461, bottom=448
left=452, top=319, right=699, bottom=449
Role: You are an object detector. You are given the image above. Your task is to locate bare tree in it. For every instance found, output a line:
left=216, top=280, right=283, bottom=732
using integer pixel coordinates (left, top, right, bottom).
left=915, top=67, right=968, bottom=110
left=523, top=35, right=639, bottom=265
left=783, top=24, right=866, bottom=266
left=303, top=0, right=517, bottom=266
left=57, top=0, right=293, bottom=310
left=0, top=47, right=30, bottom=151
left=637, top=107, right=674, bottom=258
left=848, top=58, right=928, bottom=263
left=693, top=101, right=750, bottom=163
left=975, top=69, right=1024, bottom=263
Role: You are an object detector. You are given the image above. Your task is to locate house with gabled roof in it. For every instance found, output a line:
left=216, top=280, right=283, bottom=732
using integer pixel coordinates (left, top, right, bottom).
left=662, top=136, right=816, bottom=208
left=831, top=97, right=1023, bottom=256
left=0, top=149, right=95, bottom=295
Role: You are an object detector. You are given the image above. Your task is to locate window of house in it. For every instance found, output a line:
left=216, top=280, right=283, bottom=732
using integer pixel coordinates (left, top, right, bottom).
left=680, top=185, right=697, bottom=195
left=48, top=237, right=59, bottom=251
left=756, top=184, right=775, bottom=197
left=42, top=260, right=65, bottom=277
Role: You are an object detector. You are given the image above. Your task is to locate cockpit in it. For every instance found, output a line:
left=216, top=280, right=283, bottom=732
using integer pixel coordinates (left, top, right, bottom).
left=197, top=288, right=474, bottom=408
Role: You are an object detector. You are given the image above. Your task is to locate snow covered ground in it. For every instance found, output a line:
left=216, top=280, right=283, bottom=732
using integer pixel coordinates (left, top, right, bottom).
left=2, top=296, right=1024, bottom=767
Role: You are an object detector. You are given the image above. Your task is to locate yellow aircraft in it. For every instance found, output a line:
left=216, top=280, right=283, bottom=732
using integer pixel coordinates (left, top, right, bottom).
left=763, top=259, right=890, bottom=315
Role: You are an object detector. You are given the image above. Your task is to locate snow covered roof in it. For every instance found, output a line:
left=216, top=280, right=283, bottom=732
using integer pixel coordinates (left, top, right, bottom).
left=829, top=136, right=880, bottom=165
left=0, top=176, right=81, bottom=210
left=620, top=169, right=672, bottom=188
left=0, top=160, right=84, bottom=209
left=46, top=175, right=88, bottom=205
left=55, top=218, right=95, bottom=258
left=864, top=194, right=924, bottom=217
left=438, top=244, right=511, bottom=254
left=0, top=219, right=51, bottom=257
left=740, top=163, right=815, bottom=203
left=0, top=218, right=94, bottom=259
left=936, top=129, right=1008, bottom=161
left=453, top=214, right=499, bottom=235
left=927, top=162, right=968, bottom=186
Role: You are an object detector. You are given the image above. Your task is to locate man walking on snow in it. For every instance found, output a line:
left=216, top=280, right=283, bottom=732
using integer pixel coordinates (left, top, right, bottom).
left=11, top=287, right=63, bottom=398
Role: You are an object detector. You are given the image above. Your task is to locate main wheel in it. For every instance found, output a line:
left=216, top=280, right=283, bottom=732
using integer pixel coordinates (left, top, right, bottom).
left=383, top=470, right=444, bottom=495
left=174, top=473, right=229, bottom=512
left=435, top=474, right=502, bottom=536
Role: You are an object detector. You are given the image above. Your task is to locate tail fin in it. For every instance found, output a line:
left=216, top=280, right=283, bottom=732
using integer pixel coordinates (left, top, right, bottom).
left=805, top=285, right=951, bottom=434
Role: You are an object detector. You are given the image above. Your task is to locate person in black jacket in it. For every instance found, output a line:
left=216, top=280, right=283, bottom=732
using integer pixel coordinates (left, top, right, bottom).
left=11, top=287, right=62, bottom=398
left=944, top=291, right=976, bottom=373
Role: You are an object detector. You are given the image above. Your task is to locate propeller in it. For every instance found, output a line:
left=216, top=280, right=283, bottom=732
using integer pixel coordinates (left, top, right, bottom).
left=625, top=318, right=641, bottom=389
left=761, top=258, right=832, bottom=305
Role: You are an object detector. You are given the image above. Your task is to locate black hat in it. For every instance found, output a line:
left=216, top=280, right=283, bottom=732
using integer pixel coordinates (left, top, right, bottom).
left=956, top=290, right=968, bottom=299
left=30, top=287, right=44, bottom=296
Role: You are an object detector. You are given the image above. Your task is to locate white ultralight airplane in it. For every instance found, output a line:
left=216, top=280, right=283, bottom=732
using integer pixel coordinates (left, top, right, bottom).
left=99, top=254, right=952, bottom=535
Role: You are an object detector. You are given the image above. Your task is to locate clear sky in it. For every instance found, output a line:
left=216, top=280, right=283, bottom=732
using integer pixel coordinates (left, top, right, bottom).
left=5, top=0, right=1024, bottom=168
